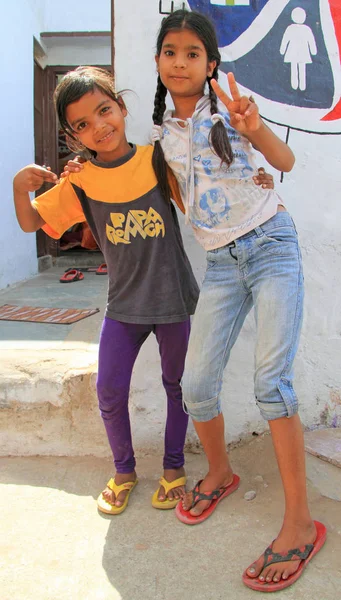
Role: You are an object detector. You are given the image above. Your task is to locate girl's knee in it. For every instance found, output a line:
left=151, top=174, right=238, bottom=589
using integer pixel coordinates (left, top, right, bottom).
left=182, top=377, right=220, bottom=422
left=96, top=379, right=129, bottom=414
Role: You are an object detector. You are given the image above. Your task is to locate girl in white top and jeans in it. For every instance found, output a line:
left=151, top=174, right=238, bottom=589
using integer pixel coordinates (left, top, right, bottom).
left=151, top=8, right=326, bottom=593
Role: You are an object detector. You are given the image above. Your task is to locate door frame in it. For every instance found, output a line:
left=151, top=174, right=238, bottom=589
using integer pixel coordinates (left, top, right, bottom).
left=34, top=64, right=110, bottom=257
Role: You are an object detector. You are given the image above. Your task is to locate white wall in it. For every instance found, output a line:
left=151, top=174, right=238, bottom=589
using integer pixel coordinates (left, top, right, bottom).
left=0, top=0, right=111, bottom=289
left=43, top=0, right=110, bottom=32
left=42, top=37, right=110, bottom=67
left=0, top=1, right=45, bottom=289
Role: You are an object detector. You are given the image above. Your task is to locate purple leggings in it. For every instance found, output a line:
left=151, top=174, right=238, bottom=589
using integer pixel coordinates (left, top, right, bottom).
left=96, top=317, right=190, bottom=474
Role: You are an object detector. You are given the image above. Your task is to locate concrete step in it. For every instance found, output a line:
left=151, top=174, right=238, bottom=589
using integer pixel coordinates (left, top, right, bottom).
left=305, top=428, right=341, bottom=501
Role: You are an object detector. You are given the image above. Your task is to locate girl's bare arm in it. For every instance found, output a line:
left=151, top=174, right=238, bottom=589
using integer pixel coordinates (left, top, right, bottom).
left=13, top=165, right=58, bottom=232
left=245, top=122, right=295, bottom=173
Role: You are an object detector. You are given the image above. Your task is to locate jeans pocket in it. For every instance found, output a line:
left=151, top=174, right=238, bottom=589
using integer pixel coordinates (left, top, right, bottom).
left=257, top=226, right=298, bottom=256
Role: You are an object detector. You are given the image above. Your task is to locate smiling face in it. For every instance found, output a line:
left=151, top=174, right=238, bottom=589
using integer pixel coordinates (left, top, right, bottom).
left=66, top=88, right=130, bottom=162
left=156, top=29, right=216, bottom=105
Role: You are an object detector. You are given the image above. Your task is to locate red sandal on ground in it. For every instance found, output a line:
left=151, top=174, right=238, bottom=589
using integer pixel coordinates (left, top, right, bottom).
left=59, top=269, right=84, bottom=283
left=175, top=474, right=240, bottom=525
left=242, top=520, right=327, bottom=592
left=96, top=263, right=107, bottom=275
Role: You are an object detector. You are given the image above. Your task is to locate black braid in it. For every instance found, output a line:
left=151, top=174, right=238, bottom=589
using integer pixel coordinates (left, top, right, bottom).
left=153, top=75, right=167, bottom=125
left=208, top=67, right=233, bottom=168
left=152, top=76, right=171, bottom=203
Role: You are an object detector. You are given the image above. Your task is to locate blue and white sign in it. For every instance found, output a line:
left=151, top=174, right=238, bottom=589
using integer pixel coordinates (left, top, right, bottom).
left=188, top=0, right=341, bottom=133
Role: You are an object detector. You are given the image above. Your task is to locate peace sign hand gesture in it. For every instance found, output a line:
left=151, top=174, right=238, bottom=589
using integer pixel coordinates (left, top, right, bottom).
left=210, top=72, right=261, bottom=134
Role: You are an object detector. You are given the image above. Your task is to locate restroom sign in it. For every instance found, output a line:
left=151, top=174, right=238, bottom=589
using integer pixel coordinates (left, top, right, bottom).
left=188, top=0, right=341, bottom=134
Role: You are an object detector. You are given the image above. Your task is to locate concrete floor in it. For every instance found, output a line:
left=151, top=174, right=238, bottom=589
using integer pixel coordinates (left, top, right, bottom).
left=1, top=434, right=340, bottom=600
left=0, top=265, right=106, bottom=347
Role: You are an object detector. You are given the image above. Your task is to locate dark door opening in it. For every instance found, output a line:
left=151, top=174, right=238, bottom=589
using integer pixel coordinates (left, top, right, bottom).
left=34, top=64, right=109, bottom=262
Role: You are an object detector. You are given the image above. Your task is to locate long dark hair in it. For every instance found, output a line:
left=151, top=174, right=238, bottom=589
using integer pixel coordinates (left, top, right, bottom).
left=153, top=9, right=234, bottom=203
left=54, top=66, right=122, bottom=158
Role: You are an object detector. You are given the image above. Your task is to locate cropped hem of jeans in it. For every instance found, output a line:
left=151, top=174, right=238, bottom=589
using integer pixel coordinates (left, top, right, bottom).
left=256, top=378, right=299, bottom=421
left=184, top=395, right=222, bottom=422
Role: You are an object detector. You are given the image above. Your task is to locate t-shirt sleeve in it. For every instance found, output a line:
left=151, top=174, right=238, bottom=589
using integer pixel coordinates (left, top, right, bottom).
left=31, top=177, right=86, bottom=239
left=167, top=166, right=185, bottom=214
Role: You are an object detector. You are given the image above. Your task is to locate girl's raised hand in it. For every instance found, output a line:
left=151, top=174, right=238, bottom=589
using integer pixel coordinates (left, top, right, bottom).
left=60, top=156, right=86, bottom=179
left=13, top=165, right=58, bottom=193
left=210, top=72, right=261, bottom=134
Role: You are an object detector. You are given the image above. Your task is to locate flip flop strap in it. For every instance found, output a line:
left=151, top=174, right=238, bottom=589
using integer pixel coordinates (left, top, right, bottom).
left=158, top=476, right=186, bottom=495
left=106, top=478, right=135, bottom=495
left=262, top=543, right=314, bottom=569
left=190, top=480, right=229, bottom=508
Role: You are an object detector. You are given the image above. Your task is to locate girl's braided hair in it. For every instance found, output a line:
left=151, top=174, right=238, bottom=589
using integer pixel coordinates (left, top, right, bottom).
left=153, top=9, right=234, bottom=202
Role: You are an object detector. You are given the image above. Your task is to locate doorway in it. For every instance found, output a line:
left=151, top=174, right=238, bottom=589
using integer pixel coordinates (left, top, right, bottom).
left=34, top=64, right=108, bottom=261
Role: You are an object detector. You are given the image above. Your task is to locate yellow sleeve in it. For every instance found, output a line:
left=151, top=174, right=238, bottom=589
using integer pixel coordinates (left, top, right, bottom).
left=167, top=166, right=185, bottom=214
left=31, top=177, right=85, bottom=239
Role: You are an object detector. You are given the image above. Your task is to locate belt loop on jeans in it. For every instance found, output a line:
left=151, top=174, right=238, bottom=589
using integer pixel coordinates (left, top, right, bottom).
left=254, top=226, right=264, bottom=238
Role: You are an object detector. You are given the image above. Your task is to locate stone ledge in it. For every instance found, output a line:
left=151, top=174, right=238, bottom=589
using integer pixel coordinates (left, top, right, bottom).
left=305, top=453, right=341, bottom=502
left=0, top=348, right=108, bottom=457
left=0, top=348, right=187, bottom=458
left=304, top=428, right=341, bottom=502
left=304, top=428, right=341, bottom=469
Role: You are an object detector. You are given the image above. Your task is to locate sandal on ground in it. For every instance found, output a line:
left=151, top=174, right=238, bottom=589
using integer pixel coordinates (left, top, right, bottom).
left=151, top=476, right=187, bottom=510
left=59, top=269, right=84, bottom=283
left=96, top=263, right=107, bottom=275
left=242, top=520, right=327, bottom=592
left=97, top=478, right=138, bottom=515
left=175, top=473, right=240, bottom=525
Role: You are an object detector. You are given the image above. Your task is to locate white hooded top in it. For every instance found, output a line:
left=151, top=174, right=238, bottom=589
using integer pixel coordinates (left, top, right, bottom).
left=155, top=95, right=283, bottom=251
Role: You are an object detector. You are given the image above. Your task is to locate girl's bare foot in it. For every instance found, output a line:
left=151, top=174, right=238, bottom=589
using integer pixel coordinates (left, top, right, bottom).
left=102, top=471, right=137, bottom=507
left=182, top=468, right=234, bottom=516
left=246, top=519, right=317, bottom=583
left=157, top=467, right=186, bottom=502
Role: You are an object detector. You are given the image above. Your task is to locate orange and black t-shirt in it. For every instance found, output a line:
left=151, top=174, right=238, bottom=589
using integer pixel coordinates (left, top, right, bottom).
left=32, top=144, right=199, bottom=324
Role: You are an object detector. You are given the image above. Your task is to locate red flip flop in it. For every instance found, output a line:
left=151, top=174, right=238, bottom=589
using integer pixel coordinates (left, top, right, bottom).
left=96, top=263, right=107, bottom=275
left=64, top=266, right=98, bottom=273
left=242, top=520, right=327, bottom=592
left=59, top=269, right=84, bottom=283
left=175, top=474, right=240, bottom=525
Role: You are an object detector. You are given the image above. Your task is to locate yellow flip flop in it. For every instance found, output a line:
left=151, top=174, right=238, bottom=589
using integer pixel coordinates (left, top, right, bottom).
left=97, top=478, right=138, bottom=515
left=152, top=475, right=187, bottom=510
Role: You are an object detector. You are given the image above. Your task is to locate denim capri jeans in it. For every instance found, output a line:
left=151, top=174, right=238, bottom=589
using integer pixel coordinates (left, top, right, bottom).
left=182, top=211, right=304, bottom=422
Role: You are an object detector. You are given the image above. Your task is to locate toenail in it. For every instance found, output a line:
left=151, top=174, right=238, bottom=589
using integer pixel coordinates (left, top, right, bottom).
left=259, top=576, right=264, bottom=581
left=248, top=568, right=255, bottom=574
